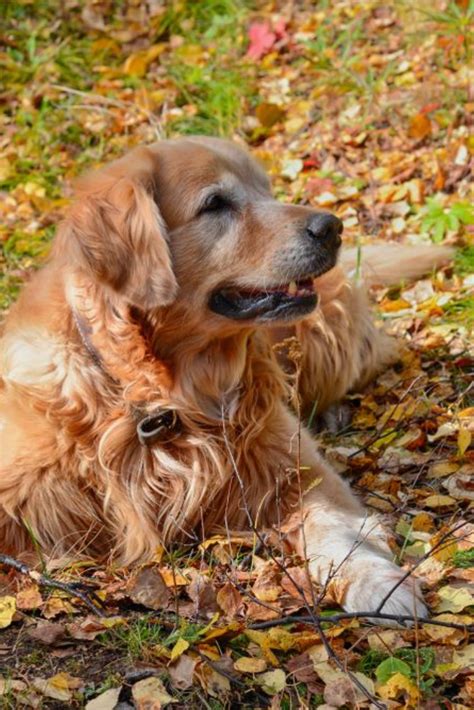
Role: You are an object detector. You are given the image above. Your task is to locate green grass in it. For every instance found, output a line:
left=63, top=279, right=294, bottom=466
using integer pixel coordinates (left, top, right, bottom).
left=452, top=548, right=474, bottom=568
left=454, top=246, right=474, bottom=276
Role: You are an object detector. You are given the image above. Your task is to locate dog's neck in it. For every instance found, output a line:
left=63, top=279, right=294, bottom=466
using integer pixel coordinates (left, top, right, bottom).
left=68, top=275, right=258, bottom=421
left=139, top=306, right=256, bottom=419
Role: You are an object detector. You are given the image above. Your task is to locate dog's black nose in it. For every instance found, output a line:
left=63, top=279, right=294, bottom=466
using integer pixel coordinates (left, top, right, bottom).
left=306, top=213, right=343, bottom=248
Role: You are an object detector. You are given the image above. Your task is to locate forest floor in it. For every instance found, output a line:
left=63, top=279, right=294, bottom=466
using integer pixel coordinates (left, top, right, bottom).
left=0, top=1, right=473, bottom=708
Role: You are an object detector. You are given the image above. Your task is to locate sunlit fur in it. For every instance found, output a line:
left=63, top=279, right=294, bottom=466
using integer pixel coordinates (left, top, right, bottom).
left=0, top=138, right=450, bottom=617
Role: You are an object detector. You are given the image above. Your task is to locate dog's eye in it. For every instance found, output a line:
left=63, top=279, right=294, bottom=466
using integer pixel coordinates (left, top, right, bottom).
left=198, top=194, right=232, bottom=215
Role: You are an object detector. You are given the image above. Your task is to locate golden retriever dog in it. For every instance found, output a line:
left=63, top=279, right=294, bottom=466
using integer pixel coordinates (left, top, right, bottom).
left=0, top=137, right=451, bottom=617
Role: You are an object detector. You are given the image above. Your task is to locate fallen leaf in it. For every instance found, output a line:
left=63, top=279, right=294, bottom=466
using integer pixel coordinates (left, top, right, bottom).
left=132, top=676, right=176, bottom=708
left=32, top=673, right=82, bottom=702
left=170, top=637, right=190, bottom=662
left=15, top=585, right=43, bottom=610
left=160, top=568, right=189, bottom=587
left=458, top=427, right=472, bottom=456
left=436, top=586, right=474, bottom=613
left=85, top=687, right=122, bottom=710
left=375, top=657, right=411, bottom=683
left=188, top=573, right=218, bottom=618
left=128, top=567, right=170, bottom=610
left=378, top=671, right=420, bottom=704
left=27, top=622, right=65, bottom=645
left=409, top=113, right=432, bottom=140
left=234, top=656, right=267, bottom=673
left=169, top=654, right=196, bottom=690
left=0, top=597, right=16, bottom=629
left=256, top=103, right=285, bottom=128
left=424, top=494, right=457, bottom=508
left=324, top=672, right=375, bottom=706
left=424, top=614, right=471, bottom=644
left=256, top=668, right=286, bottom=694
left=216, top=582, right=243, bottom=618
left=246, top=21, right=276, bottom=61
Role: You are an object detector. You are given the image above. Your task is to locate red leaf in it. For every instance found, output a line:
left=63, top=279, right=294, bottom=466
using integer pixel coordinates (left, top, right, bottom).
left=246, top=21, right=276, bottom=61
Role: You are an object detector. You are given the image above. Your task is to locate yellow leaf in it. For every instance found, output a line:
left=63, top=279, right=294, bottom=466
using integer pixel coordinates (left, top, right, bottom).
left=428, top=462, right=459, bottom=479
left=244, top=630, right=279, bottom=665
left=123, top=53, right=148, bottom=77
left=424, top=613, right=471, bottom=643
left=160, top=568, right=189, bottom=587
left=458, top=427, right=472, bottom=456
left=436, top=585, right=474, bottom=613
left=170, top=637, right=190, bottom=661
left=424, top=494, right=456, bottom=508
left=0, top=158, right=11, bottom=182
left=452, top=643, right=474, bottom=671
left=408, top=113, right=432, bottom=140
left=0, top=596, right=16, bottom=629
left=145, top=43, right=166, bottom=63
left=378, top=671, right=420, bottom=704
left=234, top=656, right=267, bottom=673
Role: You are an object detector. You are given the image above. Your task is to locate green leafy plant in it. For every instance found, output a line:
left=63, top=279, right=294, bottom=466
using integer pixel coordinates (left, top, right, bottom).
left=420, top=198, right=474, bottom=242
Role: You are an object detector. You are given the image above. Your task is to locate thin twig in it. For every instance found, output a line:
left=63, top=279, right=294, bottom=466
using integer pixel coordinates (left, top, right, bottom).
left=249, top=612, right=473, bottom=633
left=0, top=554, right=105, bottom=617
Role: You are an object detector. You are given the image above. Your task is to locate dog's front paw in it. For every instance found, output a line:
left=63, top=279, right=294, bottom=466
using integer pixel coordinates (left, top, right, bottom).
left=341, top=558, right=427, bottom=626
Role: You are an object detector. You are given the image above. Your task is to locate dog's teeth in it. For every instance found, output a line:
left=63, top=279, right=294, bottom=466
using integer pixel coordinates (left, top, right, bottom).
left=288, top=281, right=297, bottom=295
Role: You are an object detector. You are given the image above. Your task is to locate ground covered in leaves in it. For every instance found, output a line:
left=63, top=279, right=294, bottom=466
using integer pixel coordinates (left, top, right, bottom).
left=1, top=1, right=473, bottom=708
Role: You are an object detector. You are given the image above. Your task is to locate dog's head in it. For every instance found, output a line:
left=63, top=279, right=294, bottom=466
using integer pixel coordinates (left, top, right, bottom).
left=62, top=137, right=342, bottom=327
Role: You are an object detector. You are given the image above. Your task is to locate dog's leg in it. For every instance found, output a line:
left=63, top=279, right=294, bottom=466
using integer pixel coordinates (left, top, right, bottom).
left=282, top=421, right=426, bottom=622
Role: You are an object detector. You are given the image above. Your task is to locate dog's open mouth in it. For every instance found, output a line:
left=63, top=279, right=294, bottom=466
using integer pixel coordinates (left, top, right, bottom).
left=209, top=276, right=318, bottom=322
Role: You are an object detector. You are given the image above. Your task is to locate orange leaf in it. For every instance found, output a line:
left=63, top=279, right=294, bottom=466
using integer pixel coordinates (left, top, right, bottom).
left=409, top=113, right=432, bottom=140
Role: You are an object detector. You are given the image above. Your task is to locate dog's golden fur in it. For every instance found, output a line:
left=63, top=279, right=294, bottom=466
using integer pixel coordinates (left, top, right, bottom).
left=0, top=137, right=451, bottom=616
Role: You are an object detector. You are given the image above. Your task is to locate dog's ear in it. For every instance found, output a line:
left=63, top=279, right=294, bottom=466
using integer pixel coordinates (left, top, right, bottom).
left=61, top=147, right=177, bottom=308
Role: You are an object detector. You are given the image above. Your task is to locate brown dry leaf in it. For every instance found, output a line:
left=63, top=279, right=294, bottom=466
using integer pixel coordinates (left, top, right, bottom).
left=324, top=672, right=375, bottom=706
left=169, top=654, right=197, bottom=690
left=27, top=622, right=65, bottom=646
left=85, top=687, right=122, bottom=710
left=246, top=600, right=281, bottom=622
left=256, top=103, right=285, bottom=128
left=252, top=562, right=281, bottom=602
left=216, top=582, right=243, bottom=618
left=15, top=585, right=43, bottom=610
left=286, top=651, right=323, bottom=693
left=132, top=676, right=176, bottom=708
left=196, top=661, right=231, bottom=698
left=67, top=615, right=124, bottom=641
left=188, top=573, right=218, bottom=618
left=128, top=567, right=170, bottom=610
left=325, top=576, right=350, bottom=605
left=280, top=566, right=314, bottom=605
